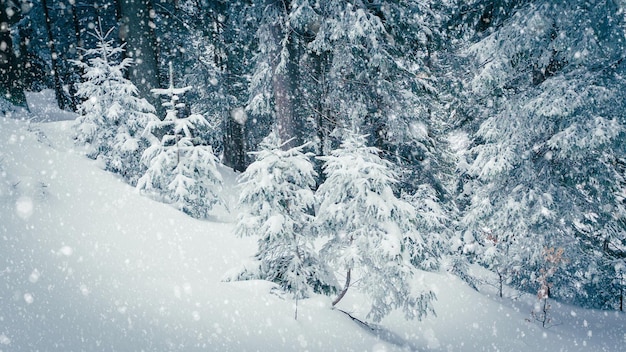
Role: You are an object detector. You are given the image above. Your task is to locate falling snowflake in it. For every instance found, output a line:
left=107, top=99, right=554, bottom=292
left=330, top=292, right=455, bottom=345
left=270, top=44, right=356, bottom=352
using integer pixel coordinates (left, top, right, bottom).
left=15, top=196, right=33, bottom=219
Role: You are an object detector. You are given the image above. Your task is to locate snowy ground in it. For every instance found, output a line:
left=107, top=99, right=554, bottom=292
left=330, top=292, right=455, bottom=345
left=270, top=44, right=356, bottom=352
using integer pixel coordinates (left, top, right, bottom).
left=0, top=92, right=624, bottom=351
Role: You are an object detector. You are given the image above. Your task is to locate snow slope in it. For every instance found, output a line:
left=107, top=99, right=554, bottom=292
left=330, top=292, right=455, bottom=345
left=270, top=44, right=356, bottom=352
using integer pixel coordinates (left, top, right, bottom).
left=0, top=94, right=624, bottom=351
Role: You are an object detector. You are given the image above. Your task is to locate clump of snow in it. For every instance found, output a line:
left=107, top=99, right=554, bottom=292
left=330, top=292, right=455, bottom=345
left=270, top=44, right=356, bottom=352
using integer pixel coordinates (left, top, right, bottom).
left=15, top=196, right=34, bottom=219
left=447, top=130, right=470, bottom=154
left=0, top=333, right=11, bottom=345
left=28, top=269, right=40, bottom=284
left=230, top=107, right=248, bottom=125
left=58, top=246, right=73, bottom=256
left=23, top=293, right=34, bottom=304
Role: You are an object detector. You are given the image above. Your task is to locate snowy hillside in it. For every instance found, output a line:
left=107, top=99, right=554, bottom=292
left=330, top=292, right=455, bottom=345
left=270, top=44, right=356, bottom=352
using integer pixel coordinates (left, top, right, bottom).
left=0, top=96, right=624, bottom=351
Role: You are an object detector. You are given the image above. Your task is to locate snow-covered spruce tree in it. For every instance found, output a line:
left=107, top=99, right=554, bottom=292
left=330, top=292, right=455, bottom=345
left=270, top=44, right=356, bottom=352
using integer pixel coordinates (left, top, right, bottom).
left=231, top=132, right=335, bottom=299
left=295, top=0, right=460, bottom=277
left=73, top=26, right=158, bottom=184
left=137, top=63, right=224, bottom=219
left=316, top=131, right=435, bottom=322
left=453, top=0, right=626, bottom=307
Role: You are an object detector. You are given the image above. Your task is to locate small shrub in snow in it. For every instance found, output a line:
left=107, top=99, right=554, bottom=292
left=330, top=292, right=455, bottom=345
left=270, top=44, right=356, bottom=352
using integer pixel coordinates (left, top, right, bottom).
left=531, top=247, right=566, bottom=327
left=480, top=228, right=516, bottom=298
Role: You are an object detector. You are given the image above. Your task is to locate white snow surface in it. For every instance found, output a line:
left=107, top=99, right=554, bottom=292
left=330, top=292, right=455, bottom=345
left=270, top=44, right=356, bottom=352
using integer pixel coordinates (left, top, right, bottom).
left=0, top=93, right=624, bottom=351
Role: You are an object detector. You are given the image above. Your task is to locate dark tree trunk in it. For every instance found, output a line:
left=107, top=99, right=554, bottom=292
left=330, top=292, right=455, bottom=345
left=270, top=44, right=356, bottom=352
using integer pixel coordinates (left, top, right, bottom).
left=309, top=50, right=333, bottom=184
left=0, top=0, right=27, bottom=107
left=223, top=109, right=246, bottom=172
left=273, top=58, right=301, bottom=149
left=617, top=268, right=624, bottom=312
left=213, top=2, right=246, bottom=172
left=41, top=0, right=73, bottom=110
left=68, top=2, right=83, bottom=108
left=118, top=0, right=162, bottom=114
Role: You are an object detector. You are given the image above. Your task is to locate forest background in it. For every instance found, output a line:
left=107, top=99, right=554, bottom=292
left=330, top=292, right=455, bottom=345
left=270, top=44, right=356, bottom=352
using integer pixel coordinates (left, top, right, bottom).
left=1, top=0, right=626, bottom=314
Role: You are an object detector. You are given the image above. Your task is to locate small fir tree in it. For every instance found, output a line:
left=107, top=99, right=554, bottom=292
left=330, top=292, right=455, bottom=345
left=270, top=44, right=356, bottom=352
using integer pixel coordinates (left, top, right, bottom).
left=480, top=228, right=517, bottom=298
left=137, top=62, right=224, bottom=218
left=73, top=26, right=157, bottom=184
left=232, top=132, right=336, bottom=299
left=405, top=184, right=450, bottom=271
left=531, top=247, right=566, bottom=328
left=316, top=131, right=435, bottom=322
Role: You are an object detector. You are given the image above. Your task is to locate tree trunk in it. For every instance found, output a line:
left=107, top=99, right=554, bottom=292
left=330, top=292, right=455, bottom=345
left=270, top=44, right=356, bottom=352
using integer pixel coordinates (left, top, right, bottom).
left=223, top=108, right=246, bottom=172
left=118, top=0, right=162, bottom=114
left=332, top=269, right=351, bottom=307
left=220, top=4, right=246, bottom=172
left=310, top=50, right=332, bottom=184
left=41, top=0, right=72, bottom=110
left=266, top=0, right=302, bottom=150
left=541, top=297, right=549, bottom=327
left=0, top=0, right=27, bottom=107
left=68, top=2, right=83, bottom=109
